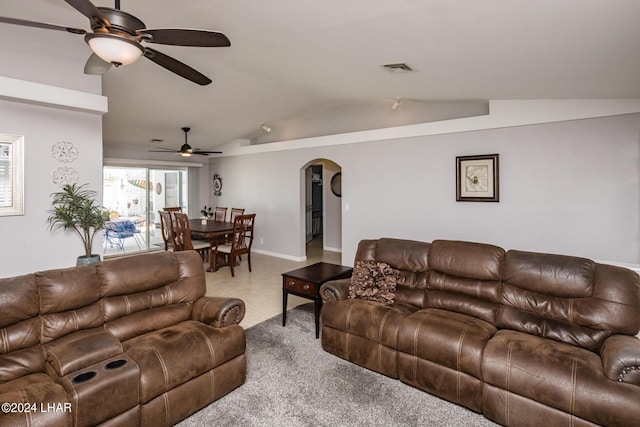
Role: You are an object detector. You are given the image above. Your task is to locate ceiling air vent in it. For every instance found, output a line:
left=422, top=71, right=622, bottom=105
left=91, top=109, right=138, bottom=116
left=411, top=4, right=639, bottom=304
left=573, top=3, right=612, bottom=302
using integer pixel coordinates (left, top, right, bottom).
left=382, top=63, right=414, bottom=73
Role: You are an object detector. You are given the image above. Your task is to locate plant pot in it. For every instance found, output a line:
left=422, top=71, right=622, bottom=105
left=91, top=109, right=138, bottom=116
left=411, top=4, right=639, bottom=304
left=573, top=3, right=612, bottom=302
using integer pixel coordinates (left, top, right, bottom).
left=77, top=254, right=101, bottom=265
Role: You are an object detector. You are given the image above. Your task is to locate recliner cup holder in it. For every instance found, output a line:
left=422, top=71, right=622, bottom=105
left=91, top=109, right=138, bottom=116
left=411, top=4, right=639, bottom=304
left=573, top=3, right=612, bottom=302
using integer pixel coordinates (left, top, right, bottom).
left=105, top=359, right=127, bottom=370
left=73, top=371, right=97, bottom=383
left=61, top=354, right=139, bottom=426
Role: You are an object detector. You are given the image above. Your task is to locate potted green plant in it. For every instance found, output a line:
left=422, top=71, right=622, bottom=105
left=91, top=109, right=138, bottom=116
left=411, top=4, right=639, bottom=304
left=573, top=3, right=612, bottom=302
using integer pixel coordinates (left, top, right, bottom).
left=47, top=183, right=106, bottom=265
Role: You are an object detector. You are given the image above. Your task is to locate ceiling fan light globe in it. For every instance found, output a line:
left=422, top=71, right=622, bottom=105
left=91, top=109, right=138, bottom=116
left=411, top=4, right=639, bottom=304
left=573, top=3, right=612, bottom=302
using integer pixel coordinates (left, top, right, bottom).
left=85, top=33, right=144, bottom=66
left=180, top=151, right=192, bottom=157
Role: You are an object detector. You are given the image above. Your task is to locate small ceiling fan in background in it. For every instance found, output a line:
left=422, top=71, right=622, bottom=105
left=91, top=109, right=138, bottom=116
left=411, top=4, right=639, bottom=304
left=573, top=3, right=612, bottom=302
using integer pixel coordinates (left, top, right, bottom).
left=0, top=0, right=230, bottom=85
left=149, top=127, right=222, bottom=157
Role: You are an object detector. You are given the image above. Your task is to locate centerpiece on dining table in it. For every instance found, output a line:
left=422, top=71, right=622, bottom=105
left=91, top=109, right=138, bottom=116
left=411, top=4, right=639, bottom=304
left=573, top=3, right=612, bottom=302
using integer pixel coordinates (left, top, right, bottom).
left=200, top=206, right=214, bottom=223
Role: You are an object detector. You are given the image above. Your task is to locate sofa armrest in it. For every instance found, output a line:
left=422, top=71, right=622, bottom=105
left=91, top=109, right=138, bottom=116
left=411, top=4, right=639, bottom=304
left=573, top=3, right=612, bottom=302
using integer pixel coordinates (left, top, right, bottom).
left=320, top=278, right=351, bottom=302
left=44, top=328, right=123, bottom=377
left=192, top=296, right=246, bottom=327
left=601, top=334, right=640, bottom=386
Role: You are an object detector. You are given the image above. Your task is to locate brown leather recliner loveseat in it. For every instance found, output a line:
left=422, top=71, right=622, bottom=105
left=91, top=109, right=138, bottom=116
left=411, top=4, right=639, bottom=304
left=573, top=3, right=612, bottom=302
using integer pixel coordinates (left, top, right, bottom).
left=320, top=238, right=640, bottom=426
left=0, top=250, right=246, bottom=426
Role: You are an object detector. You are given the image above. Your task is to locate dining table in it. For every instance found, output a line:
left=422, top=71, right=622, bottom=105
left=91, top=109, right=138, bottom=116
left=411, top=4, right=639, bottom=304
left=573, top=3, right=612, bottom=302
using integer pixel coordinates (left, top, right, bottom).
left=188, top=218, right=234, bottom=240
left=189, top=219, right=237, bottom=272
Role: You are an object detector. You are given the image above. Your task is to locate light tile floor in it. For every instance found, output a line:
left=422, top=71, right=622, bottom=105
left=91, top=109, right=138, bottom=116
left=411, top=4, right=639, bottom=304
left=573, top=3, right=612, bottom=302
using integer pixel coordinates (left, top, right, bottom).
left=204, top=238, right=342, bottom=328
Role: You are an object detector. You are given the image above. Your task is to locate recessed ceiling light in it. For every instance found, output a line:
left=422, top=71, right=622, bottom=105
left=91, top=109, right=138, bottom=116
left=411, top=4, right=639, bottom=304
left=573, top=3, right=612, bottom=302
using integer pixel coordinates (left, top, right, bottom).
left=382, top=63, right=414, bottom=73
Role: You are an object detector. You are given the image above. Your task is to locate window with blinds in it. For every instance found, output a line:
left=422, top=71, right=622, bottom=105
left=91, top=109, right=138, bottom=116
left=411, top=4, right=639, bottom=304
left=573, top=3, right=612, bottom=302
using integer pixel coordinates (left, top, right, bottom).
left=0, top=143, right=13, bottom=208
left=0, top=134, right=24, bottom=216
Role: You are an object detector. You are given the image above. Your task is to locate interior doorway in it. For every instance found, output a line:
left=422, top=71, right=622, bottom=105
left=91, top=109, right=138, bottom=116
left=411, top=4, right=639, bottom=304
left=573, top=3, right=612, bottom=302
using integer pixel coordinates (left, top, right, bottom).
left=302, top=159, right=342, bottom=260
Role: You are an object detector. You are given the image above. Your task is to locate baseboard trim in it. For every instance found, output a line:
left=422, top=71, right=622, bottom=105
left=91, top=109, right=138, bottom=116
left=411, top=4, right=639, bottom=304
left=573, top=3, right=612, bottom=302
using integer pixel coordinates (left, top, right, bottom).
left=252, top=248, right=306, bottom=262
left=323, top=246, right=342, bottom=253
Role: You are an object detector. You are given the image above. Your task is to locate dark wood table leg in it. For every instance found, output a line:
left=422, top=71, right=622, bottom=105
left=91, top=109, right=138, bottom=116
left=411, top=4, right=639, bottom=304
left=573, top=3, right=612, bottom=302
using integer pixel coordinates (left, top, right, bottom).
left=314, top=299, right=322, bottom=339
left=282, top=289, right=288, bottom=326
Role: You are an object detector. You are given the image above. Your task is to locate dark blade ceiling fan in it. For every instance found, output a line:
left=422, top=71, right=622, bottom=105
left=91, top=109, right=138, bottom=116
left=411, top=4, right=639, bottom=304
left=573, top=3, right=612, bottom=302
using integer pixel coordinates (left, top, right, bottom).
left=0, top=0, right=230, bottom=85
left=149, top=127, right=222, bottom=157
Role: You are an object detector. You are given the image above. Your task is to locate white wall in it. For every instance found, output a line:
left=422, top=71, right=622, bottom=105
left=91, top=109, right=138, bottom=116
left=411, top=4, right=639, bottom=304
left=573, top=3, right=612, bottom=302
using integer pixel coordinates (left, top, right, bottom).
left=209, top=151, right=305, bottom=260
left=0, top=99, right=104, bottom=276
left=210, top=113, right=640, bottom=266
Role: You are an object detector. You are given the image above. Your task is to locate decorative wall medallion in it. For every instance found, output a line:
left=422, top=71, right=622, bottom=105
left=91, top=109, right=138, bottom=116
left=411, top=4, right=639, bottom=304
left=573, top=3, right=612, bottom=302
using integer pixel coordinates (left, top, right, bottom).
left=51, top=141, right=78, bottom=163
left=52, top=166, right=79, bottom=187
left=213, top=174, right=223, bottom=196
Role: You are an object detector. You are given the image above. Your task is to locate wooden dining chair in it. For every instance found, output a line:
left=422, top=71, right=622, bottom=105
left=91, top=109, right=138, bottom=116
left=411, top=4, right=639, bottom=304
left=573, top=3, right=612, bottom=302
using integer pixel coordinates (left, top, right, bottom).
left=158, top=210, right=179, bottom=251
left=226, top=208, right=246, bottom=252
left=172, top=213, right=211, bottom=260
left=210, top=214, right=255, bottom=277
left=214, top=207, right=227, bottom=221
left=230, top=208, right=245, bottom=223
left=163, top=207, right=183, bottom=212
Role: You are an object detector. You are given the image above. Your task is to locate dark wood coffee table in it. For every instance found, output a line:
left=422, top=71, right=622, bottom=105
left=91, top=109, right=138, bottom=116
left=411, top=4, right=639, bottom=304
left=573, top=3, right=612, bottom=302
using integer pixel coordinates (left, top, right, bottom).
left=282, top=262, right=353, bottom=338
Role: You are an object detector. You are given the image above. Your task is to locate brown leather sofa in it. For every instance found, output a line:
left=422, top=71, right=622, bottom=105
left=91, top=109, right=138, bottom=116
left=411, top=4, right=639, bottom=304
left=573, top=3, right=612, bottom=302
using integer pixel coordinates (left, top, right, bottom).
left=321, top=238, right=640, bottom=426
left=0, top=250, right=246, bottom=427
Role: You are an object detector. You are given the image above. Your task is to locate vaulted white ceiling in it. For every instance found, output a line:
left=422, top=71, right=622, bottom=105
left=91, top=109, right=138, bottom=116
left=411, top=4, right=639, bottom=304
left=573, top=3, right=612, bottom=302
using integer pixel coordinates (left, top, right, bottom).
left=3, top=0, right=640, bottom=153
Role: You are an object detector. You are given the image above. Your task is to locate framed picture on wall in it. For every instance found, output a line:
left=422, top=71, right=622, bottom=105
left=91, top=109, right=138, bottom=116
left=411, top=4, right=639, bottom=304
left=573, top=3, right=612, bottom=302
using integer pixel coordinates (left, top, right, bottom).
left=456, top=154, right=499, bottom=202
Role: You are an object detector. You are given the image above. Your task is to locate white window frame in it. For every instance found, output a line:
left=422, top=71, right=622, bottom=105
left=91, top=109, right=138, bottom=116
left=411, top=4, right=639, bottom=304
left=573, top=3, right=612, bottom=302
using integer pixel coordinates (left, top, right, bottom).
left=0, top=133, right=24, bottom=216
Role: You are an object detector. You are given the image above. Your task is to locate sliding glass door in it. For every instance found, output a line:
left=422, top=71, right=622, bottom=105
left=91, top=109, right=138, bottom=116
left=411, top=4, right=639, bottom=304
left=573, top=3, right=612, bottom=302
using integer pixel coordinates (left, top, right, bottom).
left=102, top=166, right=188, bottom=256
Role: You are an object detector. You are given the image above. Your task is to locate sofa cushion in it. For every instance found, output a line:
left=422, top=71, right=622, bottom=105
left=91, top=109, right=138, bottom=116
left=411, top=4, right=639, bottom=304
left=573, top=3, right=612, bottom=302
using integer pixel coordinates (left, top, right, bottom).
left=397, top=308, right=497, bottom=412
left=0, top=373, right=72, bottom=426
left=482, top=330, right=640, bottom=426
left=398, top=309, right=496, bottom=379
left=426, top=240, right=504, bottom=324
left=0, top=273, right=44, bottom=381
left=123, top=321, right=245, bottom=404
left=322, top=299, right=418, bottom=377
left=100, top=251, right=207, bottom=342
left=499, top=251, right=640, bottom=351
left=348, top=261, right=400, bottom=304
left=43, top=328, right=123, bottom=377
left=38, top=264, right=103, bottom=344
left=429, top=239, right=504, bottom=282
left=358, top=238, right=430, bottom=289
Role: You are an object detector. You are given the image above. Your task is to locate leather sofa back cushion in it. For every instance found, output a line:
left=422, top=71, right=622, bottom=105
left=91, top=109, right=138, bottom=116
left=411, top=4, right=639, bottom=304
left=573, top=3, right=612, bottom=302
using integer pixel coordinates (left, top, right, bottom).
left=38, top=265, right=103, bottom=344
left=101, top=277, right=204, bottom=322
left=426, top=240, right=504, bottom=324
left=502, top=251, right=594, bottom=298
left=0, top=274, right=44, bottom=380
left=100, top=251, right=206, bottom=341
left=98, top=252, right=195, bottom=297
left=106, top=304, right=193, bottom=342
left=356, top=238, right=430, bottom=289
left=500, top=250, right=640, bottom=349
left=429, top=240, right=504, bottom=281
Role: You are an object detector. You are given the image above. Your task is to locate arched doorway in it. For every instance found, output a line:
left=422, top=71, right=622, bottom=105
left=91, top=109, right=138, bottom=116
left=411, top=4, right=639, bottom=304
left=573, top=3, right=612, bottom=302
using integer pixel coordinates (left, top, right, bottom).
left=300, top=158, right=342, bottom=262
